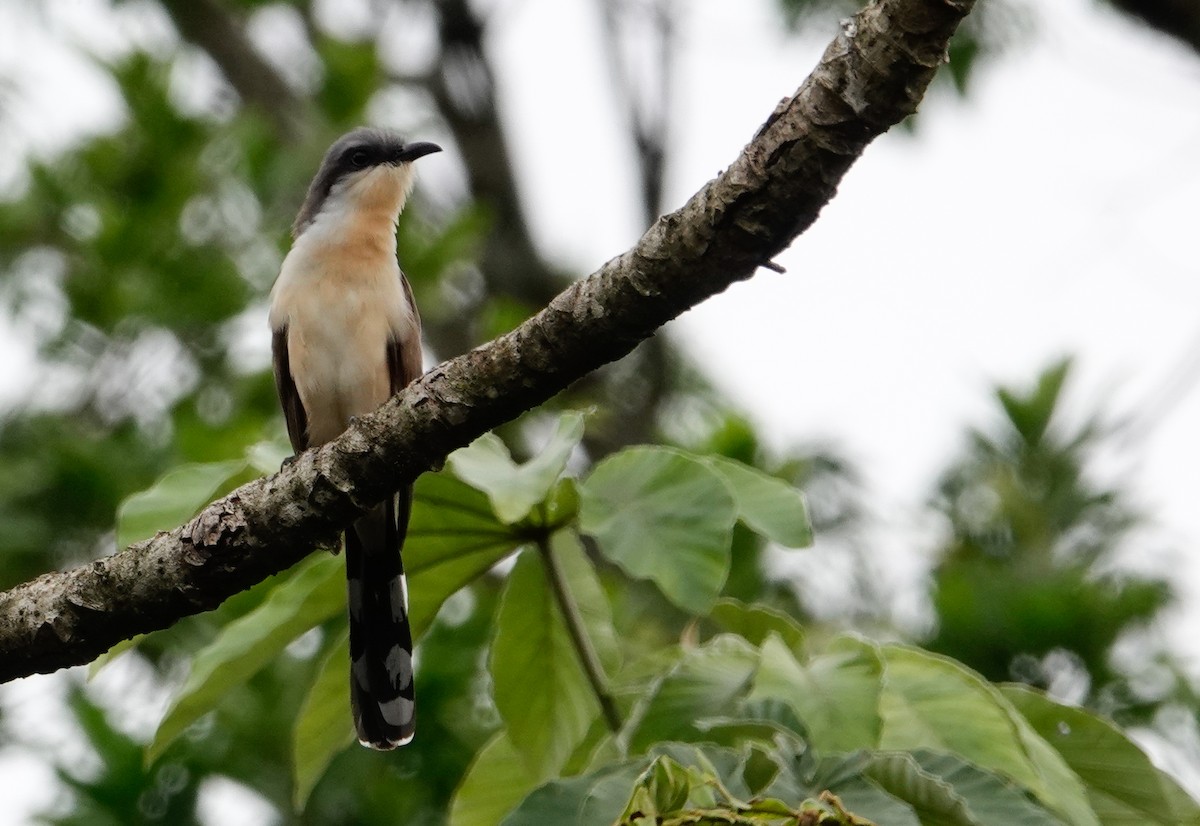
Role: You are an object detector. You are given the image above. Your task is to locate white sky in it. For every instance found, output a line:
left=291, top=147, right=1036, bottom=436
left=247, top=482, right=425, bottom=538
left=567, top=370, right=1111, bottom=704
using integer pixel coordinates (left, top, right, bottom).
left=2, top=0, right=1200, bottom=821
left=499, top=0, right=1200, bottom=642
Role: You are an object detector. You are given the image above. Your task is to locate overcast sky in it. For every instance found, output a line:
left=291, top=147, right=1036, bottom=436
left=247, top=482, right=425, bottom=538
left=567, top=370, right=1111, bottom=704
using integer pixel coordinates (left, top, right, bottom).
left=487, top=0, right=1200, bottom=645
left=2, top=0, right=1200, bottom=820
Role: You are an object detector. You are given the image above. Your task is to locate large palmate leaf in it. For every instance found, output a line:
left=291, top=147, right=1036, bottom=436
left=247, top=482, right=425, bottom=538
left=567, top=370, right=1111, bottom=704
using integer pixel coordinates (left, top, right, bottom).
left=147, top=553, right=345, bottom=763
left=448, top=412, right=585, bottom=524
left=703, top=455, right=813, bottom=548
left=708, top=597, right=806, bottom=653
left=751, top=634, right=883, bottom=753
left=474, top=627, right=1196, bottom=826
left=149, top=467, right=525, bottom=767
left=580, top=446, right=736, bottom=612
left=291, top=632, right=355, bottom=811
left=625, top=634, right=759, bottom=753
left=449, top=732, right=540, bottom=826
left=116, top=457, right=248, bottom=549
left=1003, top=685, right=1200, bottom=825
left=877, top=645, right=1096, bottom=826
left=506, top=744, right=869, bottom=826
left=490, top=533, right=618, bottom=779
left=405, top=471, right=526, bottom=637
left=863, top=750, right=1064, bottom=826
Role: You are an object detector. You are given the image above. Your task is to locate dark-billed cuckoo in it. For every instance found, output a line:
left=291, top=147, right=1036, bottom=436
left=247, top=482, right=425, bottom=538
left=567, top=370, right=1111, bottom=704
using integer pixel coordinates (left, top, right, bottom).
left=269, top=127, right=441, bottom=749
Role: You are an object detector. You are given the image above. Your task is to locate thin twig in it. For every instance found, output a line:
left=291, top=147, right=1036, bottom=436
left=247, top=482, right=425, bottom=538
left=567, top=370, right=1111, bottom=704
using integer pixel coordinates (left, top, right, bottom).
left=535, top=533, right=623, bottom=733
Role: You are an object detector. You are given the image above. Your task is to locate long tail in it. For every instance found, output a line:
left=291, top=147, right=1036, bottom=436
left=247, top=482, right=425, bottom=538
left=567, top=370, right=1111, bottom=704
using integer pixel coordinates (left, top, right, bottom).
left=345, top=488, right=415, bottom=749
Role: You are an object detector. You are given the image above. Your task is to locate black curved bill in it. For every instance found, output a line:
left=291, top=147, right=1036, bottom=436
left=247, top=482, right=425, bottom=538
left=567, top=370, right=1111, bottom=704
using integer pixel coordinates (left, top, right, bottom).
left=394, top=142, right=442, bottom=163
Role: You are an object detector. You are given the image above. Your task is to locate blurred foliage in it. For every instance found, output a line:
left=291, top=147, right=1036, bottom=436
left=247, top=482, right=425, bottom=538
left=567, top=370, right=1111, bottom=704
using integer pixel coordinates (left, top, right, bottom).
left=926, top=360, right=1176, bottom=720
left=70, top=418, right=1200, bottom=824
left=0, top=43, right=481, bottom=591
left=0, top=0, right=1196, bottom=823
left=46, top=689, right=202, bottom=826
left=0, top=58, right=276, bottom=587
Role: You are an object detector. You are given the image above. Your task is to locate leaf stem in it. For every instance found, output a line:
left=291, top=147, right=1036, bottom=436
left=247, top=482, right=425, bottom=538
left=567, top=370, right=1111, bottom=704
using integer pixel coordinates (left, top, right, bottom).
left=536, top=533, right=623, bottom=733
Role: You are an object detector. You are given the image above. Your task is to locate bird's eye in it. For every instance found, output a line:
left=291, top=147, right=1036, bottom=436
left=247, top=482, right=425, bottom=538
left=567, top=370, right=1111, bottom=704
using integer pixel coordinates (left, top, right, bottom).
left=350, top=150, right=369, bottom=167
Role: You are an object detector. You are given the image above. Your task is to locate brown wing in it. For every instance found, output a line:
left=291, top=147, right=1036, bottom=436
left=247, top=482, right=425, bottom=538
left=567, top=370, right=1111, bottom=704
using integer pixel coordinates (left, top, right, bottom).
left=387, top=273, right=424, bottom=394
left=385, top=273, right=422, bottom=644
left=272, top=324, right=309, bottom=454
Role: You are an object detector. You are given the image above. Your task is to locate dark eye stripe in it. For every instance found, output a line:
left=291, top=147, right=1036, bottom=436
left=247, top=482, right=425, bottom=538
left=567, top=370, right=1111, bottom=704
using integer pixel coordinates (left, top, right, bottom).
left=292, top=130, right=407, bottom=236
left=340, top=145, right=375, bottom=171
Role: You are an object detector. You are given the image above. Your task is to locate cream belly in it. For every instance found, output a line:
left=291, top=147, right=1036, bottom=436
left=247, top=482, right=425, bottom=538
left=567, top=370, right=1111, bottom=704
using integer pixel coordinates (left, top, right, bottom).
left=269, top=161, right=421, bottom=448
left=270, top=248, right=417, bottom=447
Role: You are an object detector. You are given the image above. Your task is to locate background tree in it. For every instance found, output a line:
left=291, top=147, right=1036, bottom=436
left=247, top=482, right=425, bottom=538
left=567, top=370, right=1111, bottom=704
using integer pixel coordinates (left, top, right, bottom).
left=926, top=360, right=1179, bottom=721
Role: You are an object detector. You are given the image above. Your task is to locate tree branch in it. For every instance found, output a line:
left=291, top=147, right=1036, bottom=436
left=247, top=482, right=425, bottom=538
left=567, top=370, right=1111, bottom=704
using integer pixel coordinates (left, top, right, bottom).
left=0, top=0, right=974, bottom=683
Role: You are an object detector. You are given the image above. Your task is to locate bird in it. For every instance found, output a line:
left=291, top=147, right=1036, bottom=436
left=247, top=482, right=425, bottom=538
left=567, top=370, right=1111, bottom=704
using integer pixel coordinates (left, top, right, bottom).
left=268, top=127, right=441, bottom=749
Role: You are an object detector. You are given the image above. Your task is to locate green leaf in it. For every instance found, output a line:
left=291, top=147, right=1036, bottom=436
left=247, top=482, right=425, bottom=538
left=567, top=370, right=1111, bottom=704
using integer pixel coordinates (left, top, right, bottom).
left=627, top=635, right=759, bottom=753
left=580, top=446, right=736, bottom=612
left=292, top=632, right=355, bottom=812
left=406, top=471, right=526, bottom=638
left=659, top=742, right=755, bottom=805
left=626, top=745, right=867, bottom=825
left=490, top=544, right=601, bottom=779
left=579, top=731, right=623, bottom=775
left=507, top=742, right=887, bottom=826
left=708, top=598, right=805, bottom=653
left=501, top=760, right=651, bottom=826
left=647, top=755, right=693, bottom=814
left=916, top=749, right=1067, bottom=825
left=997, top=358, right=1070, bottom=447
left=448, top=412, right=585, bottom=524
left=116, top=458, right=246, bottom=548
left=87, top=635, right=143, bottom=679
left=703, top=456, right=813, bottom=548
left=620, top=754, right=717, bottom=821
left=865, top=750, right=1066, bottom=826
left=878, top=645, right=1096, bottom=826
left=151, top=465, right=522, bottom=781
left=541, top=477, right=581, bottom=531
left=450, top=732, right=541, bottom=826
left=147, top=554, right=344, bottom=763
left=816, top=772, right=922, bottom=826
left=750, top=635, right=883, bottom=754
left=879, top=644, right=1038, bottom=779
left=862, top=752, right=990, bottom=826
left=1003, top=684, right=1200, bottom=825
left=767, top=750, right=916, bottom=826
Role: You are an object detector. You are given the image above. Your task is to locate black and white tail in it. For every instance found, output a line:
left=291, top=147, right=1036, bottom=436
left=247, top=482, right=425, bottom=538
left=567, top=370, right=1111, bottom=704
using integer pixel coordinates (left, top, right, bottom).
left=345, top=489, right=415, bottom=749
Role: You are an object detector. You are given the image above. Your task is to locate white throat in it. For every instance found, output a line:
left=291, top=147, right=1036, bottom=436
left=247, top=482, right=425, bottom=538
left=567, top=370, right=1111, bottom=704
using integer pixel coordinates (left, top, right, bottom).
left=300, top=164, right=416, bottom=248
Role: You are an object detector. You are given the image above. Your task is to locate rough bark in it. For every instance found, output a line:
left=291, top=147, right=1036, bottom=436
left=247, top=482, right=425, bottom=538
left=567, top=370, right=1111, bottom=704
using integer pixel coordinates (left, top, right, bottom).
left=0, top=0, right=974, bottom=683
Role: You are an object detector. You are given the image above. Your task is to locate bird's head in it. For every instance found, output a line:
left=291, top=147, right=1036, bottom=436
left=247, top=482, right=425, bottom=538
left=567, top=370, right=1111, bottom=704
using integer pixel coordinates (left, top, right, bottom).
left=292, top=127, right=442, bottom=238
